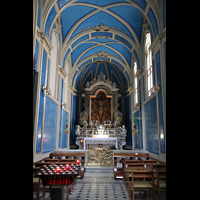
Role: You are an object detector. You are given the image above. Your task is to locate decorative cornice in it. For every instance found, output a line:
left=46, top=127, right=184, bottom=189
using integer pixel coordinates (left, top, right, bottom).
left=37, top=31, right=53, bottom=51
left=84, top=72, right=119, bottom=92
left=136, top=68, right=144, bottom=79
left=59, top=67, right=67, bottom=78
left=96, top=51, right=108, bottom=57
left=93, top=23, right=110, bottom=32
left=152, top=31, right=166, bottom=52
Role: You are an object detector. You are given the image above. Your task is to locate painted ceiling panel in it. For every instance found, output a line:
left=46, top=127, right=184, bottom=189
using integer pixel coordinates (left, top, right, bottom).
left=78, top=45, right=125, bottom=64
left=52, top=0, right=161, bottom=93
left=75, top=0, right=129, bottom=7
left=61, top=5, right=96, bottom=42
left=57, top=0, right=71, bottom=10
left=96, top=63, right=108, bottom=80
left=106, top=43, right=132, bottom=66
left=87, top=38, right=117, bottom=43
left=70, top=11, right=134, bottom=40
left=71, top=43, right=97, bottom=66
left=108, top=5, right=143, bottom=41
left=73, top=61, right=130, bottom=92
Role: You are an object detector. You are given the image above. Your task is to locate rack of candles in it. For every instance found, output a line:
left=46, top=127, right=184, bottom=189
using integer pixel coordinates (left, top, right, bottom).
left=36, top=162, right=80, bottom=186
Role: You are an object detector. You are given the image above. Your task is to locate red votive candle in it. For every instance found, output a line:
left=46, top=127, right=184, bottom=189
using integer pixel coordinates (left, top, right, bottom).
left=66, top=164, right=69, bottom=171
left=56, top=166, right=60, bottom=173
left=52, top=177, right=56, bottom=184
left=76, top=159, right=80, bottom=165
left=58, top=176, right=62, bottom=184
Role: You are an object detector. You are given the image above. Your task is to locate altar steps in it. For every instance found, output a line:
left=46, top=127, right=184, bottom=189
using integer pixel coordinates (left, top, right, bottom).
left=78, top=165, right=114, bottom=183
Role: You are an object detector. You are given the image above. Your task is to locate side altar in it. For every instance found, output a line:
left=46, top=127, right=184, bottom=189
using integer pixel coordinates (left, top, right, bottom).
left=75, top=73, right=127, bottom=151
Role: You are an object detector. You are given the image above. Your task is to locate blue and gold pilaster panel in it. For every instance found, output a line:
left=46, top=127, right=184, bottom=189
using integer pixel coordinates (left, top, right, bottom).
left=70, top=94, right=79, bottom=146
left=59, top=106, right=62, bottom=148
left=34, top=40, right=39, bottom=70
left=125, top=95, right=132, bottom=146
left=57, top=74, right=60, bottom=101
left=58, top=78, right=64, bottom=148
left=143, top=75, right=145, bottom=102
left=156, top=50, right=165, bottom=154
left=133, top=49, right=140, bottom=69
left=153, top=59, right=156, bottom=86
left=139, top=80, right=143, bottom=149
left=163, top=0, right=166, bottom=29
left=144, top=97, right=159, bottom=154
left=134, top=110, right=140, bottom=149
left=37, top=0, right=40, bottom=28
left=36, top=49, right=47, bottom=153
left=61, top=110, right=69, bottom=148
left=47, top=59, right=50, bottom=85
left=42, top=97, right=58, bottom=154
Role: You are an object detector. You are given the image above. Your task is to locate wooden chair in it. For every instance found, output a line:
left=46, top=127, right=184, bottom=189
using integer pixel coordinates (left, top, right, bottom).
left=33, top=164, right=51, bottom=198
left=33, top=167, right=42, bottom=200
left=124, top=164, right=145, bottom=190
left=128, top=170, right=155, bottom=200
left=113, top=153, right=149, bottom=179
left=152, top=164, right=166, bottom=171
left=154, top=170, right=166, bottom=200
left=142, top=160, right=158, bottom=170
left=123, top=160, right=140, bottom=183
left=152, top=164, right=166, bottom=179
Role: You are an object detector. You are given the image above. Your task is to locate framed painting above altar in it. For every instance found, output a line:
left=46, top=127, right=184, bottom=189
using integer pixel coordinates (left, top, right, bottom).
left=89, top=90, right=113, bottom=124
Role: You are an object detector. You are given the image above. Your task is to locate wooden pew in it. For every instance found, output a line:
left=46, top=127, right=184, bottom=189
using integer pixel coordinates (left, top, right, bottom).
left=113, top=152, right=149, bottom=179
left=34, top=162, right=52, bottom=167
left=44, top=158, right=59, bottom=163
left=49, top=152, right=85, bottom=179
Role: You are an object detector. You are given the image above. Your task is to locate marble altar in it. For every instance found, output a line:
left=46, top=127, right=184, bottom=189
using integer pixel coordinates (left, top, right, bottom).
left=75, top=73, right=127, bottom=151
left=84, top=137, right=117, bottom=150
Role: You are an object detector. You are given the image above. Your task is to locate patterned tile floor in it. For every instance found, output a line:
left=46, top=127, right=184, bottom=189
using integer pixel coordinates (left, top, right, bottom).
left=33, top=166, right=166, bottom=200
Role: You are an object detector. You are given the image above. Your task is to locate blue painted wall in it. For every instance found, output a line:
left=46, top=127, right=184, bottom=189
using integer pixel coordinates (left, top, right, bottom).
left=45, top=5, right=57, bottom=36
left=134, top=110, right=140, bottom=149
left=61, top=109, right=69, bottom=148
left=144, top=97, right=159, bottom=154
left=37, top=0, right=40, bottom=28
left=156, top=50, right=165, bottom=154
left=125, top=95, right=132, bottom=146
left=42, top=97, right=58, bottom=154
left=34, top=40, right=39, bottom=70
left=36, top=49, right=47, bottom=153
left=70, top=94, right=79, bottom=146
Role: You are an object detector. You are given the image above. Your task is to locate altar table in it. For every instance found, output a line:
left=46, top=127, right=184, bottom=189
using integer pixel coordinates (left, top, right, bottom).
left=84, top=137, right=117, bottom=150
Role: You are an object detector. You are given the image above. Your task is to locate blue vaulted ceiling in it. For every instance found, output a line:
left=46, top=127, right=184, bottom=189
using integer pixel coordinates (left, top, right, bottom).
left=46, top=0, right=160, bottom=92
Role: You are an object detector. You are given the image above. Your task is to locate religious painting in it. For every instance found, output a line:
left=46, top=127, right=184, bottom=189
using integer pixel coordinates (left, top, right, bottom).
left=91, top=91, right=111, bottom=124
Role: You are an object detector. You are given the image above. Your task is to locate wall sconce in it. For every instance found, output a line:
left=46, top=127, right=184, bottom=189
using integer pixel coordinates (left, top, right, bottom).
left=42, top=85, right=51, bottom=95
left=64, top=124, right=69, bottom=134
left=132, top=125, right=138, bottom=135
left=152, top=85, right=160, bottom=94
left=61, top=102, right=67, bottom=109
left=135, top=103, right=140, bottom=109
